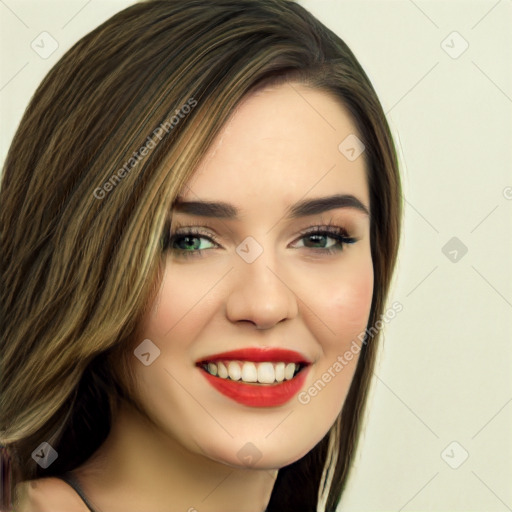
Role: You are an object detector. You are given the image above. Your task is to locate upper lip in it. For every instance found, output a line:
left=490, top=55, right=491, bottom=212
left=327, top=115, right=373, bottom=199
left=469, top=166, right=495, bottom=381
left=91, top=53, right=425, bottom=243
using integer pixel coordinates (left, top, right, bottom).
left=196, top=347, right=312, bottom=364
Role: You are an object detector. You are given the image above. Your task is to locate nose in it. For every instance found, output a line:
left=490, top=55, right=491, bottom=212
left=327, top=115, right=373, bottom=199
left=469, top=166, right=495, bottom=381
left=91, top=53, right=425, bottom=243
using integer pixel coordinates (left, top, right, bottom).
left=225, top=253, right=299, bottom=330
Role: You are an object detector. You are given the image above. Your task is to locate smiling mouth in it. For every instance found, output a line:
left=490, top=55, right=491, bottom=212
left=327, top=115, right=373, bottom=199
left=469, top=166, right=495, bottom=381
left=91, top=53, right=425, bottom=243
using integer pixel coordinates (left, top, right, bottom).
left=198, top=360, right=307, bottom=385
left=195, top=347, right=312, bottom=407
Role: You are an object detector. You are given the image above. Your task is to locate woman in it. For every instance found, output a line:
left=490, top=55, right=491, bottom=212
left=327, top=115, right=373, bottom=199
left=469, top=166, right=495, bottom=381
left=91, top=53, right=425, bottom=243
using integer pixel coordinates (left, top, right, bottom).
left=0, top=1, right=402, bottom=510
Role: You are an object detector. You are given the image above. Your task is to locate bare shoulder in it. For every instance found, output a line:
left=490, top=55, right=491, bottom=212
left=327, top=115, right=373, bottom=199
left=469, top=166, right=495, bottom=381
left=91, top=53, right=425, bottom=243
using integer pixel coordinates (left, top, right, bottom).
left=15, top=477, right=88, bottom=512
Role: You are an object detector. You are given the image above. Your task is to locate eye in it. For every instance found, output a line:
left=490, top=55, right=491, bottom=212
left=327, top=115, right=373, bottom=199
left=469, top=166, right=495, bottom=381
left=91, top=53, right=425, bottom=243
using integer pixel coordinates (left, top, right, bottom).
left=163, top=223, right=358, bottom=259
left=292, top=225, right=357, bottom=254
left=172, top=235, right=215, bottom=251
left=165, top=227, right=220, bottom=258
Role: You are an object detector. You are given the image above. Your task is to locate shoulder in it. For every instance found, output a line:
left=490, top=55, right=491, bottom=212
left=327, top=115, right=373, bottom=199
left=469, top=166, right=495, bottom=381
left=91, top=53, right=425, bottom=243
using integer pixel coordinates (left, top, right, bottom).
left=15, top=477, right=88, bottom=512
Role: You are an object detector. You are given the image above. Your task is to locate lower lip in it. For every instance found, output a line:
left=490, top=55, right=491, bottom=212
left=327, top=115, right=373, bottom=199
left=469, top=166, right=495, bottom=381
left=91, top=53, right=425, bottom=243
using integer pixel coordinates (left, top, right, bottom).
left=199, top=366, right=310, bottom=407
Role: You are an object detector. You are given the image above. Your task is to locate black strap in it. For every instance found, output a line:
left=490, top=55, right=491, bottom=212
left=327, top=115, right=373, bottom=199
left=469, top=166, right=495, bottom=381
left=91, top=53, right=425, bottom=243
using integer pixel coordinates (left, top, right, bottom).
left=57, top=473, right=269, bottom=512
left=57, top=472, right=99, bottom=512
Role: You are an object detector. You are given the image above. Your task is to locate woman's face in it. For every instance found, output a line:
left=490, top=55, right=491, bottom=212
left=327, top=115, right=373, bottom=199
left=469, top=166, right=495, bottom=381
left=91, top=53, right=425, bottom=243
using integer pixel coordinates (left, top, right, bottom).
left=131, top=82, right=373, bottom=469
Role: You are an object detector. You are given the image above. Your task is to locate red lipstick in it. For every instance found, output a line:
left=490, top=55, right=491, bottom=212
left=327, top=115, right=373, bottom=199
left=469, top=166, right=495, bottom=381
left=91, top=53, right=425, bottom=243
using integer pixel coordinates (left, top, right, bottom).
left=196, top=347, right=311, bottom=408
left=199, top=347, right=310, bottom=364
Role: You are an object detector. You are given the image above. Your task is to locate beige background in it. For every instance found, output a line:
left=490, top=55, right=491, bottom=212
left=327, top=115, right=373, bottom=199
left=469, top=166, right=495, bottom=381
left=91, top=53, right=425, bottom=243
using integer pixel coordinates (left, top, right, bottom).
left=1, top=1, right=511, bottom=510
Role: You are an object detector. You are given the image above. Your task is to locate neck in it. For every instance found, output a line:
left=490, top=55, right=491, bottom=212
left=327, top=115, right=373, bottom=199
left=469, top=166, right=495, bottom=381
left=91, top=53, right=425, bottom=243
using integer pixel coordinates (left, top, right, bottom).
left=73, top=400, right=277, bottom=512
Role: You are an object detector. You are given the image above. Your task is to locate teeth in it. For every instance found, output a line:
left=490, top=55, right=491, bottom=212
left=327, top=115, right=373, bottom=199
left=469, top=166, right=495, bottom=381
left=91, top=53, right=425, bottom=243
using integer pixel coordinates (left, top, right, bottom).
left=284, top=362, right=295, bottom=380
left=257, top=362, right=275, bottom=384
left=228, top=361, right=241, bottom=381
left=203, top=360, right=302, bottom=384
left=217, top=362, right=228, bottom=379
left=241, top=362, right=258, bottom=383
left=275, top=362, right=285, bottom=382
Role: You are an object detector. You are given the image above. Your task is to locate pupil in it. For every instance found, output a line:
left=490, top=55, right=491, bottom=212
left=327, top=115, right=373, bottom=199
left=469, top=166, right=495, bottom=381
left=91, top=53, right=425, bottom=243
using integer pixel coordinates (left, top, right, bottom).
left=305, top=234, right=326, bottom=248
left=182, top=236, right=199, bottom=250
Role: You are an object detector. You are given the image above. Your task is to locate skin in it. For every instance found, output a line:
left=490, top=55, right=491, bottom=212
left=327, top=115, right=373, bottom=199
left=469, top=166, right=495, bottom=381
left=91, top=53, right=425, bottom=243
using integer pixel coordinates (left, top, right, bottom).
left=18, top=82, right=373, bottom=512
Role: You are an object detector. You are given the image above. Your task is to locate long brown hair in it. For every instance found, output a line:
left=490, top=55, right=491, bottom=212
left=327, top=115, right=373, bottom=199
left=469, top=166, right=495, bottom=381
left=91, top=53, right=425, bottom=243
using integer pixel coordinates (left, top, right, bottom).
left=0, top=1, right=402, bottom=510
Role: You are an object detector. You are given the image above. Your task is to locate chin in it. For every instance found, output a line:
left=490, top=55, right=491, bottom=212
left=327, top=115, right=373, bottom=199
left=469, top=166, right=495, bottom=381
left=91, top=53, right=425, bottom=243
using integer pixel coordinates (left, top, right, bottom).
left=198, top=432, right=321, bottom=471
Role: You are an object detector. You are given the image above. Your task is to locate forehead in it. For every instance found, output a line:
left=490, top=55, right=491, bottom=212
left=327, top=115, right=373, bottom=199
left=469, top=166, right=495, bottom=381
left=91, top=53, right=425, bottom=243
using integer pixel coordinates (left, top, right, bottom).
left=179, top=82, right=369, bottom=212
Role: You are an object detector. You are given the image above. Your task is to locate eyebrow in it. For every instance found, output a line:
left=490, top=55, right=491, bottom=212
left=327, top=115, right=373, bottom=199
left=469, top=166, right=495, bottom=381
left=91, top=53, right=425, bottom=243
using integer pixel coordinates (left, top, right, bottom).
left=172, top=194, right=369, bottom=218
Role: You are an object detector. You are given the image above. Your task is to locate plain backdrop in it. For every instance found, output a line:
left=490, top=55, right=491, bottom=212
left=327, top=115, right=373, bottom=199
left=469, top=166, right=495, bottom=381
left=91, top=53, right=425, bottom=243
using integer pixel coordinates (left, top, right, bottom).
left=1, top=1, right=511, bottom=510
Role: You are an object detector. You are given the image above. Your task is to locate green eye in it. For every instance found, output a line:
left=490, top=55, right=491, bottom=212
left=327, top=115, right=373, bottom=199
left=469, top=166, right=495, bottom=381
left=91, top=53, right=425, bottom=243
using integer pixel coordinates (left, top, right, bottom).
left=292, top=226, right=357, bottom=254
left=171, top=234, right=216, bottom=252
left=300, top=233, right=339, bottom=249
left=164, top=224, right=357, bottom=259
left=164, top=226, right=220, bottom=258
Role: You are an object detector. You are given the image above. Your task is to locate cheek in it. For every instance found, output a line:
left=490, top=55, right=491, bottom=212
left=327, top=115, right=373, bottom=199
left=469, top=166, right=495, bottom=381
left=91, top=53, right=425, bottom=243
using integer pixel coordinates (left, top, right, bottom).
left=140, top=263, right=222, bottom=341
left=310, top=256, right=374, bottom=347
left=293, top=259, right=373, bottom=438
left=329, top=269, right=374, bottom=336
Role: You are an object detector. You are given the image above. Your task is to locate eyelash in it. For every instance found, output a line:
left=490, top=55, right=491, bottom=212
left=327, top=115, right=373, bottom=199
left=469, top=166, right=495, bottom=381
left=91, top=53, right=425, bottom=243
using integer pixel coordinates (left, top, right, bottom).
left=164, top=220, right=357, bottom=259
